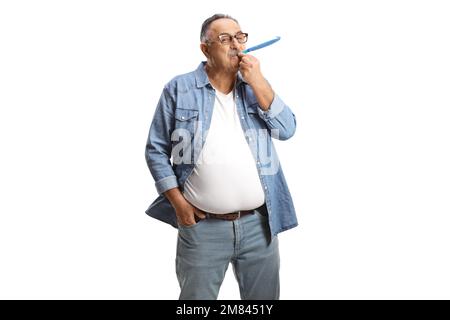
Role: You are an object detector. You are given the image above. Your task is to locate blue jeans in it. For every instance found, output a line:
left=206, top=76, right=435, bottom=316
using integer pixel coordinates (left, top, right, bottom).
left=175, top=206, right=280, bottom=300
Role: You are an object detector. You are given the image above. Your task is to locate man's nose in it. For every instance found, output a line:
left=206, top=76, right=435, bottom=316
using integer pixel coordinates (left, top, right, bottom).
left=230, top=37, right=241, bottom=49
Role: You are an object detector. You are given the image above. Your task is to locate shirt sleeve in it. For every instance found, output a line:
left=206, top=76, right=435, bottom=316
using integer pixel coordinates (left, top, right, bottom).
left=145, top=85, right=179, bottom=194
left=256, top=94, right=297, bottom=141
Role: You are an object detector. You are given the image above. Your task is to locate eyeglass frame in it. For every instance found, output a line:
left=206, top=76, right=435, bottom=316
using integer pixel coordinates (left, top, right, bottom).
left=205, top=32, right=249, bottom=45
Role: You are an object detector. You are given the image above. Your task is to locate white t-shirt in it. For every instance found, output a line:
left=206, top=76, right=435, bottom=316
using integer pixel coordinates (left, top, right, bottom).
left=182, top=87, right=265, bottom=214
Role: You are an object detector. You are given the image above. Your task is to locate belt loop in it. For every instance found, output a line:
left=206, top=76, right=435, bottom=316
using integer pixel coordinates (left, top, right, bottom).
left=237, top=210, right=241, bottom=219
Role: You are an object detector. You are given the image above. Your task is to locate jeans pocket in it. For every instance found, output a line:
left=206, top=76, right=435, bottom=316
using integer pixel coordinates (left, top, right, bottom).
left=177, top=218, right=204, bottom=230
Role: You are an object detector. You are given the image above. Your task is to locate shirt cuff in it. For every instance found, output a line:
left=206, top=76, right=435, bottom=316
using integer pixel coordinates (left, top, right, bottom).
left=257, top=94, right=285, bottom=120
left=155, top=175, right=179, bottom=194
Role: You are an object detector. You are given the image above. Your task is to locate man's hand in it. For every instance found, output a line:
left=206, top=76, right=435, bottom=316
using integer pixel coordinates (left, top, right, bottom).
left=174, top=198, right=206, bottom=227
left=237, top=53, right=274, bottom=111
left=237, top=53, right=265, bottom=86
left=163, top=187, right=206, bottom=227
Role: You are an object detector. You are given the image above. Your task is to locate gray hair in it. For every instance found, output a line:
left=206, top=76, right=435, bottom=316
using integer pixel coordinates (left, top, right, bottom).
left=200, top=14, right=239, bottom=43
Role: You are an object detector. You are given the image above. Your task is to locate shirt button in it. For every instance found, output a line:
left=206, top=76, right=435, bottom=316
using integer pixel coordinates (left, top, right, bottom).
left=181, top=116, right=185, bottom=120
left=248, top=137, right=252, bottom=141
left=241, top=116, right=244, bottom=119
left=264, top=186, right=268, bottom=190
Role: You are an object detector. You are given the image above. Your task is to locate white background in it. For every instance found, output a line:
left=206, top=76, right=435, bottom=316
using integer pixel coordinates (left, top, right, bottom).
left=1, top=0, right=449, bottom=299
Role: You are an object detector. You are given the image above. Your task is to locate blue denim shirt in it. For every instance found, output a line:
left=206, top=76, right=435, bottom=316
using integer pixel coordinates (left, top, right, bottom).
left=145, top=62, right=298, bottom=238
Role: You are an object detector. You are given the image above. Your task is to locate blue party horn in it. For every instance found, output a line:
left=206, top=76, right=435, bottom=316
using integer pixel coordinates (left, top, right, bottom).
left=242, top=36, right=281, bottom=54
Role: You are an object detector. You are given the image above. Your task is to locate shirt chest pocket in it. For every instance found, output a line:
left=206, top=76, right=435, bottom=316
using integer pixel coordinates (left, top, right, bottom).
left=174, top=108, right=199, bottom=135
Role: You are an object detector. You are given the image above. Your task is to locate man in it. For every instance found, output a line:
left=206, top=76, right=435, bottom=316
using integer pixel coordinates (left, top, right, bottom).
left=145, top=14, right=298, bottom=300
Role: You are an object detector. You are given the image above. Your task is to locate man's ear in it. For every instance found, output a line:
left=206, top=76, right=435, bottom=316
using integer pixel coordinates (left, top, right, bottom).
left=200, top=43, right=209, bottom=59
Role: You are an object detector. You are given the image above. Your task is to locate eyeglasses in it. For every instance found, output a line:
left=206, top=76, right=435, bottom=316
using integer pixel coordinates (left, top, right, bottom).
left=208, top=32, right=249, bottom=45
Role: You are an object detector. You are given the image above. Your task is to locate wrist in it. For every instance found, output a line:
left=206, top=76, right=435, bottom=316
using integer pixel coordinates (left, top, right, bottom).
left=247, top=74, right=266, bottom=88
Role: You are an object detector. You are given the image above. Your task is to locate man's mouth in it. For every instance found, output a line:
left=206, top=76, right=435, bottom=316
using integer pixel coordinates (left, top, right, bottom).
left=228, top=49, right=239, bottom=57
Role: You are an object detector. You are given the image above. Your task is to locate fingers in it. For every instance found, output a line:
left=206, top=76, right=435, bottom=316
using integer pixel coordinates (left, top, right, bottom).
left=239, top=55, right=250, bottom=68
left=239, top=59, right=253, bottom=71
left=177, top=215, right=196, bottom=226
left=194, top=208, right=206, bottom=219
left=239, top=54, right=259, bottom=70
left=240, top=53, right=256, bottom=61
left=180, top=209, right=204, bottom=225
left=177, top=207, right=207, bottom=226
left=239, top=54, right=251, bottom=65
left=176, top=205, right=200, bottom=226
